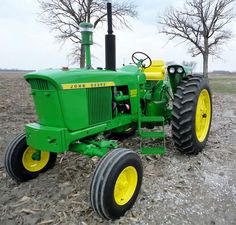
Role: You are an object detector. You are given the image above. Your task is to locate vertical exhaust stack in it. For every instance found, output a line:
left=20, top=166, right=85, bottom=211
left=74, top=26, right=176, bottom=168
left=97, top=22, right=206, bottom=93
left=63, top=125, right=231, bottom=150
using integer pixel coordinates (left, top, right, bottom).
left=105, top=1, right=116, bottom=71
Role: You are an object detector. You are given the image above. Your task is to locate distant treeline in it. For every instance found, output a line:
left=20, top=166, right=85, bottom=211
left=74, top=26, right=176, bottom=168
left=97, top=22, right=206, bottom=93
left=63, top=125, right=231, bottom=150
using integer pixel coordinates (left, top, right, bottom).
left=209, top=71, right=236, bottom=75
left=210, top=70, right=236, bottom=74
left=0, top=69, right=34, bottom=73
left=0, top=68, right=235, bottom=75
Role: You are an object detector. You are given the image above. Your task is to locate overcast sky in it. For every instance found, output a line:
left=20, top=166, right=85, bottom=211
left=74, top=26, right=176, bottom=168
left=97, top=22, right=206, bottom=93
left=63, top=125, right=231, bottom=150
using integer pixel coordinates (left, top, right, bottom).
left=1, top=0, right=236, bottom=71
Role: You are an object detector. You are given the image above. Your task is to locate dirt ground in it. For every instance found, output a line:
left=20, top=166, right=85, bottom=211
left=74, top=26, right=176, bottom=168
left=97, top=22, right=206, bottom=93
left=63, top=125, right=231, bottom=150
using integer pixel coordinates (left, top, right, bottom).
left=0, top=72, right=235, bottom=225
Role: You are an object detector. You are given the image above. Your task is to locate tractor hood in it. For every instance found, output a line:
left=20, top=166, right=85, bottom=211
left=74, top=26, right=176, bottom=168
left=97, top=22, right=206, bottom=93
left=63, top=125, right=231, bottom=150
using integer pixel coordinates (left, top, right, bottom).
left=24, top=65, right=145, bottom=89
left=24, top=65, right=145, bottom=135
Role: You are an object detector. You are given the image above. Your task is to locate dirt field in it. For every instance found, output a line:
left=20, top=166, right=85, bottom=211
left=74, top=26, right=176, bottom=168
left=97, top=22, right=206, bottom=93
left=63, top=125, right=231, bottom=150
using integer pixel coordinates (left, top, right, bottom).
left=0, top=72, right=235, bottom=225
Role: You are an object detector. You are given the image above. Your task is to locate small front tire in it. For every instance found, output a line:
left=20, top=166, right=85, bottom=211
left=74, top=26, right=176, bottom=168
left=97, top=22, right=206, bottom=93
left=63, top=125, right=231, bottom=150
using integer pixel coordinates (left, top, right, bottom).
left=90, top=148, right=143, bottom=220
left=4, top=133, right=57, bottom=182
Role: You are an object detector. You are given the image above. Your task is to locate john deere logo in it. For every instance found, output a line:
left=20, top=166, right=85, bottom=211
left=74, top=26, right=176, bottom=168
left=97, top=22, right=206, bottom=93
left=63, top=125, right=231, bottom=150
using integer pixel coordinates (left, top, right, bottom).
left=62, top=82, right=115, bottom=90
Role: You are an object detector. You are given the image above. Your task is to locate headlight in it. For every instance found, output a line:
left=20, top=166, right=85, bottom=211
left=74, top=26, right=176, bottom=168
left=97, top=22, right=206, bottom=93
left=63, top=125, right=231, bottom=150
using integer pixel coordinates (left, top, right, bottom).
left=169, top=67, right=175, bottom=74
left=177, top=67, right=184, bottom=74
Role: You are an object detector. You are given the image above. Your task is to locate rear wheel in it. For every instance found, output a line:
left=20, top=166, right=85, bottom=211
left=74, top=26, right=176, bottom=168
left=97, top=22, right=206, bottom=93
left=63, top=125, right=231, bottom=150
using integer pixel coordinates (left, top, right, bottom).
left=172, top=75, right=212, bottom=154
left=4, top=133, right=57, bottom=182
left=90, top=148, right=143, bottom=220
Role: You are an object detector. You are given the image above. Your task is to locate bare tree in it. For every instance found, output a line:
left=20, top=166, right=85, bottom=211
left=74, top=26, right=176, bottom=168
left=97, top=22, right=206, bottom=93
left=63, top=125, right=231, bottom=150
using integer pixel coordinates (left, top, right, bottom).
left=38, top=0, right=137, bottom=68
left=159, top=0, right=235, bottom=77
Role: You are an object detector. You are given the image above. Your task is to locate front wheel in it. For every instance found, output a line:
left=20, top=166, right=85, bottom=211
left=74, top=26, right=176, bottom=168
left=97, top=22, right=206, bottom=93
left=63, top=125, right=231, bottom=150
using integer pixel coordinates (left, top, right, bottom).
left=4, top=133, right=57, bottom=182
left=90, top=148, right=143, bottom=220
left=172, top=75, right=212, bottom=154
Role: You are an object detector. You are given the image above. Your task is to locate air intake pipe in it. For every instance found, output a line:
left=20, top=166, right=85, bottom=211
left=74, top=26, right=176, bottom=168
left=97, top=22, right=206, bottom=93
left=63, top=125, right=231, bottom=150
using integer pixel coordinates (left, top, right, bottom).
left=105, top=1, right=116, bottom=71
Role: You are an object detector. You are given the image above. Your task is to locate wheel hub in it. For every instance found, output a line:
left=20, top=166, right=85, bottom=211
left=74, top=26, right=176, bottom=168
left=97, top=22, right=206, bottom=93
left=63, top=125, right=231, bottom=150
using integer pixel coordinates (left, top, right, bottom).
left=22, top=147, right=50, bottom=172
left=114, top=166, right=138, bottom=205
left=195, top=89, right=211, bottom=142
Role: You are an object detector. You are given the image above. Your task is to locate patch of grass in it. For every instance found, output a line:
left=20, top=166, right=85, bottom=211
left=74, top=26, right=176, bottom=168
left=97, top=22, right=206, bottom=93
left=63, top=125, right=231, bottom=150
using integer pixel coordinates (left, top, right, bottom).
left=209, top=77, right=236, bottom=94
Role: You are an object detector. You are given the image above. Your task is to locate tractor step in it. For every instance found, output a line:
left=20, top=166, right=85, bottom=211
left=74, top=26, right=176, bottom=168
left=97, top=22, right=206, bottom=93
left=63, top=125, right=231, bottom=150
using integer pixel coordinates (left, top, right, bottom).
left=138, top=115, right=166, bottom=155
left=140, top=131, right=165, bottom=139
left=140, top=116, right=165, bottom=123
left=141, top=147, right=166, bottom=155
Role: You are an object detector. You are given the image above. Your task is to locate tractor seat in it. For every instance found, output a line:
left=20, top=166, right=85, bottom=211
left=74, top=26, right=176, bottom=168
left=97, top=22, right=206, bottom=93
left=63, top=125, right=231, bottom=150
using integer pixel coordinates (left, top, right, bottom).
left=144, top=60, right=165, bottom=80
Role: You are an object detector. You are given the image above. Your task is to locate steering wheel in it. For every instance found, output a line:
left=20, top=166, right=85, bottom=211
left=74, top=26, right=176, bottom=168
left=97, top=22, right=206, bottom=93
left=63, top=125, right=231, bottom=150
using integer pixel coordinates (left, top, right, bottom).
left=132, top=51, right=152, bottom=69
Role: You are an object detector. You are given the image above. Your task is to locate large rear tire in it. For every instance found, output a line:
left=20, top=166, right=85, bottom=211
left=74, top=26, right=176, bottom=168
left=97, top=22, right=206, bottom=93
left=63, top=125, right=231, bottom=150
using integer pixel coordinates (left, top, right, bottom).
left=90, top=148, right=143, bottom=220
left=4, top=133, right=57, bottom=182
left=172, top=75, right=212, bottom=154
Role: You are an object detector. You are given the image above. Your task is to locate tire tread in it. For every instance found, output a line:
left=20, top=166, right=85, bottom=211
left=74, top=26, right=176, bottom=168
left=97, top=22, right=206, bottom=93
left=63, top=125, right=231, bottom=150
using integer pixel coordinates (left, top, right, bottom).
left=90, top=148, right=142, bottom=220
left=172, top=75, right=212, bottom=154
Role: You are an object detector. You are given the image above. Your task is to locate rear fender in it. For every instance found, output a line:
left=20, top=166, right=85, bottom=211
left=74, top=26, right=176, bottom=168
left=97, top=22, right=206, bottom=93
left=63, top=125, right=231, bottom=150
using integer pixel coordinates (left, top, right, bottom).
left=167, top=64, right=192, bottom=94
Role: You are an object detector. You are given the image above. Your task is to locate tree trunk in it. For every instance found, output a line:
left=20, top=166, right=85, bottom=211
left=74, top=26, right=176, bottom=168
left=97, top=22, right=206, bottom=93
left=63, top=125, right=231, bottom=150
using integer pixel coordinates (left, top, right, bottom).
left=87, top=0, right=91, bottom=22
left=203, top=37, right=209, bottom=79
left=80, top=44, right=85, bottom=68
left=203, top=53, right=208, bottom=79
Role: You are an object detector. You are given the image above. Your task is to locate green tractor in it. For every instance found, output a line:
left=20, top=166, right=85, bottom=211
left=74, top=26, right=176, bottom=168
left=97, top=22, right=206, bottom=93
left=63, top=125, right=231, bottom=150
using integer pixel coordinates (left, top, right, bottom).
left=4, top=2, right=212, bottom=220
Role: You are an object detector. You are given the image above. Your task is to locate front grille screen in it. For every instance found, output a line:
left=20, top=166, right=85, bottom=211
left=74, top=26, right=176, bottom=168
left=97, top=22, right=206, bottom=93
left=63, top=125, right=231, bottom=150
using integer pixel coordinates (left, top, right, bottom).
left=29, top=79, right=50, bottom=90
left=87, top=87, right=112, bottom=125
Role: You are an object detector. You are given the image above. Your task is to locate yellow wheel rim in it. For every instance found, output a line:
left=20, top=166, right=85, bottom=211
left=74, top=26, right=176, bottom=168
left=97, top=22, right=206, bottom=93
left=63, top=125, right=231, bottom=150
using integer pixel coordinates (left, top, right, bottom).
left=195, top=89, right=211, bottom=142
left=22, top=147, right=50, bottom=172
left=114, top=166, right=138, bottom=206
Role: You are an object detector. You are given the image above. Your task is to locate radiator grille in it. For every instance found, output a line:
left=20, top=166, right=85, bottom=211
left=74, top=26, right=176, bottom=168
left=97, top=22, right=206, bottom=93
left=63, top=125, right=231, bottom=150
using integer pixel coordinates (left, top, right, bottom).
left=87, top=87, right=112, bottom=125
left=29, top=79, right=50, bottom=90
